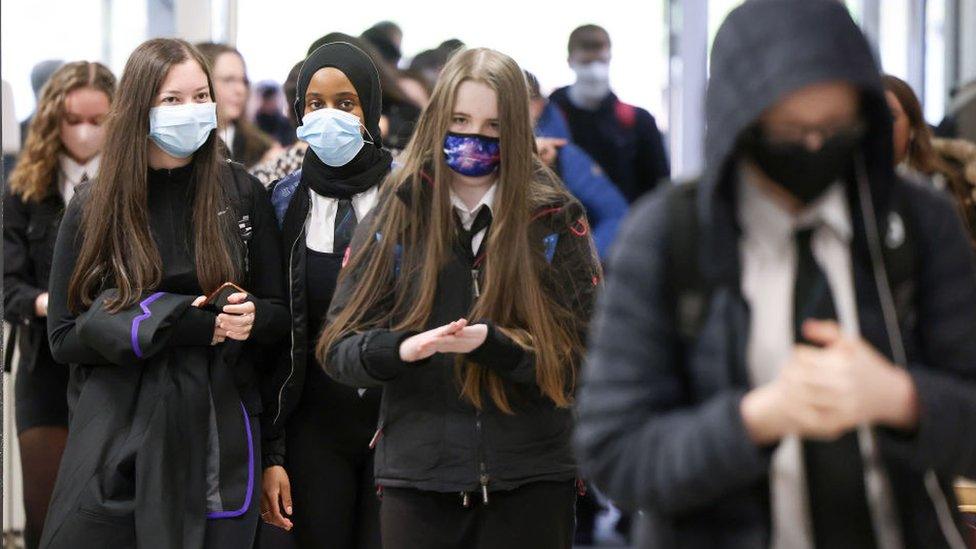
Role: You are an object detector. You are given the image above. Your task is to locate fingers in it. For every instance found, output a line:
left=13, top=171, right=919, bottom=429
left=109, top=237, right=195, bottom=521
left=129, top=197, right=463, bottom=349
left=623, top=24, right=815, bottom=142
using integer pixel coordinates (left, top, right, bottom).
left=436, top=318, right=468, bottom=335
left=218, top=313, right=254, bottom=329
left=226, top=292, right=249, bottom=305
left=280, top=476, right=293, bottom=517
left=550, top=138, right=568, bottom=147
left=222, top=301, right=255, bottom=315
left=802, top=319, right=844, bottom=347
left=191, top=295, right=207, bottom=308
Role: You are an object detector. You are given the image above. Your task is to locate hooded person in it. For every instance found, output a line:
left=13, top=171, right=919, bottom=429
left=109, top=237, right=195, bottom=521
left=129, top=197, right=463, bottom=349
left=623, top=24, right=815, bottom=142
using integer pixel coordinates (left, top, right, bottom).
left=261, top=41, right=392, bottom=548
left=575, top=1, right=976, bottom=548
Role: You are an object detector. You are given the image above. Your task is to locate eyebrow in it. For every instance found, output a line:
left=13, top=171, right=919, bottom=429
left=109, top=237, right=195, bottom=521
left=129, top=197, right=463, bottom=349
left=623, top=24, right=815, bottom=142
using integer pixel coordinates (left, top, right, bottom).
left=452, top=112, right=498, bottom=122
left=160, top=86, right=209, bottom=95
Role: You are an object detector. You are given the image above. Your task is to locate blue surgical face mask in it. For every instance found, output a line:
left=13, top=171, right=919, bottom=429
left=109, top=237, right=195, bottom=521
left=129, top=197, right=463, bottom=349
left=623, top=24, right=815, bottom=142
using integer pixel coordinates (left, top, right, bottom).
left=443, top=132, right=501, bottom=177
left=296, top=108, right=373, bottom=167
left=148, top=102, right=218, bottom=158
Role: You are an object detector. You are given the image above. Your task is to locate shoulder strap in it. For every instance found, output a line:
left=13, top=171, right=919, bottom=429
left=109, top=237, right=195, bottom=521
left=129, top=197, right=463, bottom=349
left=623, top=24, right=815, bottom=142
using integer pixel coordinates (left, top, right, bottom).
left=666, top=179, right=709, bottom=343
left=226, top=161, right=255, bottom=281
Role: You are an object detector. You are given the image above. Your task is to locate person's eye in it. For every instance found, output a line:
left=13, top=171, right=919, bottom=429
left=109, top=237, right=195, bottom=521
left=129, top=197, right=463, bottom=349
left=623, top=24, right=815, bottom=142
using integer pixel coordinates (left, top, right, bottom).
left=452, top=116, right=466, bottom=125
left=339, top=100, right=355, bottom=110
left=489, top=121, right=500, bottom=130
left=308, top=99, right=322, bottom=110
left=162, top=96, right=178, bottom=104
left=196, top=92, right=210, bottom=101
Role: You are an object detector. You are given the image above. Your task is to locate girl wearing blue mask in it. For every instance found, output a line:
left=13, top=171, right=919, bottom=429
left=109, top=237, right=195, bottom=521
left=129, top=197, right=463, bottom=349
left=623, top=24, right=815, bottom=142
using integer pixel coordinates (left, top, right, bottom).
left=318, top=48, right=601, bottom=549
left=261, top=42, right=392, bottom=548
left=42, top=38, right=289, bottom=549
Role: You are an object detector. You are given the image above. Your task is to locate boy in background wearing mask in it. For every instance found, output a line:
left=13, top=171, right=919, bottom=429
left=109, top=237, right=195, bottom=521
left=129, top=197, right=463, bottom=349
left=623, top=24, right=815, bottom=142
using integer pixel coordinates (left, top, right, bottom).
left=576, top=1, right=976, bottom=548
left=549, top=24, right=669, bottom=203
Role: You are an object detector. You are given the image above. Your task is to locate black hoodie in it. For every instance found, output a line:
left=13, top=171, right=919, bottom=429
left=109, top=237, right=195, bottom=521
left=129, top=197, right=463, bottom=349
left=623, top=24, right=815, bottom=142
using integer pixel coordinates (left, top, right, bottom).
left=576, top=1, right=976, bottom=547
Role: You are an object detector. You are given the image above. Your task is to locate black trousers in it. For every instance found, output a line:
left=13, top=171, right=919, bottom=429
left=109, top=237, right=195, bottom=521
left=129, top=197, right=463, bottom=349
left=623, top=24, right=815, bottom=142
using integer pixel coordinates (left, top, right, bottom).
left=284, top=368, right=381, bottom=549
left=380, top=481, right=577, bottom=549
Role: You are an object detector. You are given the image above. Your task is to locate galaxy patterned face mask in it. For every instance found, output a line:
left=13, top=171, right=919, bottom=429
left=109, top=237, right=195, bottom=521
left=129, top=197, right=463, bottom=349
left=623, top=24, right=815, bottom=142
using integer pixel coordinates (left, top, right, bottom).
left=442, top=132, right=501, bottom=177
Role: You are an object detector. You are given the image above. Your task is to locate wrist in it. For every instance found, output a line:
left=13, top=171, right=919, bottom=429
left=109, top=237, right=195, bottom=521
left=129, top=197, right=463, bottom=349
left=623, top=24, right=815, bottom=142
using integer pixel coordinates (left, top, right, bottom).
left=741, top=384, right=786, bottom=445
left=877, top=368, right=919, bottom=430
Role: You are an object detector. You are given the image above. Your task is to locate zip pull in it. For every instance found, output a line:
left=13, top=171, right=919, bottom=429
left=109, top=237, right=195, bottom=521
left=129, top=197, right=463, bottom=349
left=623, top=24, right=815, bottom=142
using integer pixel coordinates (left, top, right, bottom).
left=471, top=269, right=480, bottom=298
left=460, top=492, right=471, bottom=508
left=369, top=426, right=383, bottom=449
left=480, top=474, right=489, bottom=505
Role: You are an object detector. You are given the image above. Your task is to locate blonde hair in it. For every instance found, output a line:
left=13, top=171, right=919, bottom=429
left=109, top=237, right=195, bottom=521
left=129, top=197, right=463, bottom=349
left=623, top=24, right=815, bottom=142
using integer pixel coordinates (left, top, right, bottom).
left=9, top=61, right=116, bottom=202
left=319, top=48, right=581, bottom=413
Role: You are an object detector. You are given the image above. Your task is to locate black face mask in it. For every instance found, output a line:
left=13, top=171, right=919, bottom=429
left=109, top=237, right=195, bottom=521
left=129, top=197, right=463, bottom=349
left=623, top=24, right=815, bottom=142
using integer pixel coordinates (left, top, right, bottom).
left=743, top=124, right=865, bottom=204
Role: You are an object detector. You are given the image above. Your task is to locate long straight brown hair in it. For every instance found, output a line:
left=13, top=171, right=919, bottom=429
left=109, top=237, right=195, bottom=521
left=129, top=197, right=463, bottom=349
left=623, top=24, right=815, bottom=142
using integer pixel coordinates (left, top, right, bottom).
left=318, top=48, right=581, bottom=413
left=9, top=61, right=116, bottom=202
left=68, top=38, right=239, bottom=312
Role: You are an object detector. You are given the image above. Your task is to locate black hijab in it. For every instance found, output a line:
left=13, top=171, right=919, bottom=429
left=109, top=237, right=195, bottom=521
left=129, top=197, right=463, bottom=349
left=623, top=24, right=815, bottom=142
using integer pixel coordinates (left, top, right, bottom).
left=295, top=41, right=392, bottom=199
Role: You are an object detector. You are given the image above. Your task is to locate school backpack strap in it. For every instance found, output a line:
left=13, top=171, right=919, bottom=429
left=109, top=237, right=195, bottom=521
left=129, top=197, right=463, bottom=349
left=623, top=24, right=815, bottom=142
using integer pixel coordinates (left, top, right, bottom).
left=225, top=160, right=257, bottom=282
left=665, top=179, right=709, bottom=345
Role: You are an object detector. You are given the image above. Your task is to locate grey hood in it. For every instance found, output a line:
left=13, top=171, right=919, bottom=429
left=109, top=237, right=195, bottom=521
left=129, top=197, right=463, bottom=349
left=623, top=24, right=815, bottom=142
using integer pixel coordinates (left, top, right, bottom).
left=699, top=0, right=895, bottom=284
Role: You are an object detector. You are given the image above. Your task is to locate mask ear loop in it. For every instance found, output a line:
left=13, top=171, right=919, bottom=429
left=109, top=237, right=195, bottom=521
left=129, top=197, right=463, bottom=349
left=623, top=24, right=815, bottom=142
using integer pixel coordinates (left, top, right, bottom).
left=361, top=122, right=376, bottom=146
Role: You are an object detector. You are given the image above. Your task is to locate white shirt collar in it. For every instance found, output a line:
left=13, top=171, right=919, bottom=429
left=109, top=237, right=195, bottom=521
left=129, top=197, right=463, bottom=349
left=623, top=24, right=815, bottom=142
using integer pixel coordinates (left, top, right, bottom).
left=59, top=154, right=100, bottom=185
left=449, top=183, right=497, bottom=230
left=737, top=163, right=852, bottom=253
left=220, top=124, right=236, bottom=150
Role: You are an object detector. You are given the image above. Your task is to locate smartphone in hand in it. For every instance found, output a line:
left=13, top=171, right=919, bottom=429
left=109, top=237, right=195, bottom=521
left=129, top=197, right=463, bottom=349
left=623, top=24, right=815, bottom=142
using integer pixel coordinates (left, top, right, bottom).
left=201, top=282, right=247, bottom=314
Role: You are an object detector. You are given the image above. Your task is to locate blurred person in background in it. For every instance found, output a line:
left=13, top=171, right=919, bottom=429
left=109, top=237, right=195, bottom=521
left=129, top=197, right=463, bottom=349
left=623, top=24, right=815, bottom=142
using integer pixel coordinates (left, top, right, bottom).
left=260, top=41, right=393, bottom=549
left=937, top=79, right=976, bottom=143
left=197, top=42, right=282, bottom=168
left=550, top=24, right=669, bottom=203
left=361, top=21, right=403, bottom=69
left=403, top=48, right=449, bottom=101
left=20, top=59, right=64, bottom=145
left=526, top=70, right=626, bottom=263
left=576, top=1, right=976, bottom=547
left=308, top=33, right=421, bottom=152
left=4, top=60, right=116, bottom=549
left=885, top=74, right=976, bottom=247
left=255, top=80, right=297, bottom=147
left=250, top=61, right=309, bottom=188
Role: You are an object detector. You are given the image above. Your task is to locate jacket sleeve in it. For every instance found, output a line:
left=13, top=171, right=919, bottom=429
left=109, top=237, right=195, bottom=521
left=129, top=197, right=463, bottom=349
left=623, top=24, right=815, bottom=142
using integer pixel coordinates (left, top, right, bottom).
left=323, top=212, right=416, bottom=388
left=634, top=109, right=670, bottom=198
left=573, top=191, right=772, bottom=515
left=467, top=202, right=602, bottom=385
left=877, top=185, right=976, bottom=479
left=557, top=144, right=628, bottom=261
left=240, top=173, right=289, bottom=347
left=3, top=189, right=44, bottom=324
left=47, top=190, right=217, bottom=365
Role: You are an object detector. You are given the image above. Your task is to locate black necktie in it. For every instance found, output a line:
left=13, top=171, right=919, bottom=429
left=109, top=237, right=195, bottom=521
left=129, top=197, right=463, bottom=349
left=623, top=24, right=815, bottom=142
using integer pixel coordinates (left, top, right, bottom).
left=793, top=227, right=877, bottom=549
left=455, top=207, right=492, bottom=260
left=334, top=199, right=357, bottom=253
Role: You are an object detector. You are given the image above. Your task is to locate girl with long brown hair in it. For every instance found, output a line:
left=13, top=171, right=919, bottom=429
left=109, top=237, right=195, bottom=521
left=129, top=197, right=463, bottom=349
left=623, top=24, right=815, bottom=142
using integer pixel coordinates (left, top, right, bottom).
left=40, top=38, right=287, bottom=548
left=318, top=48, right=601, bottom=549
left=4, top=60, right=115, bottom=549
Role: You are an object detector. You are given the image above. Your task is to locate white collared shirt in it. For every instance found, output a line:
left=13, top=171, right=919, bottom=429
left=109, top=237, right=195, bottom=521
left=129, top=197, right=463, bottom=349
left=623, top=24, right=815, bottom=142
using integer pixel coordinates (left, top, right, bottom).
left=58, top=154, right=100, bottom=205
left=305, top=186, right=379, bottom=253
left=449, top=184, right=497, bottom=255
left=737, top=165, right=902, bottom=549
left=220, top=124, right=236, bottom=152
